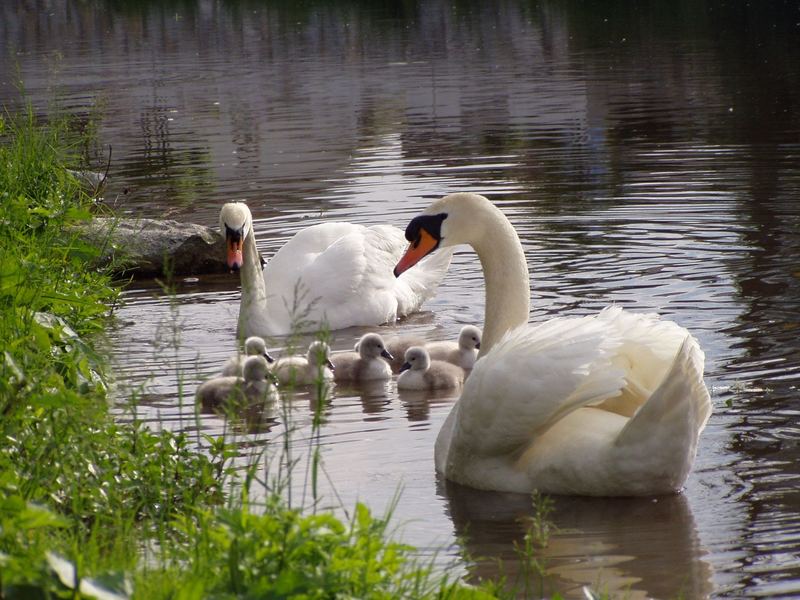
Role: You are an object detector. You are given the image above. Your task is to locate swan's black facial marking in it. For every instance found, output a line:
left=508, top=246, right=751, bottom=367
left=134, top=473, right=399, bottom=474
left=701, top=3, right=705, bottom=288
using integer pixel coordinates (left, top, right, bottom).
left=225, top=224, right=243, bottom=243
left=394, top=212, right=448, bottom=277
left=404, top=213, right=448, bottom=248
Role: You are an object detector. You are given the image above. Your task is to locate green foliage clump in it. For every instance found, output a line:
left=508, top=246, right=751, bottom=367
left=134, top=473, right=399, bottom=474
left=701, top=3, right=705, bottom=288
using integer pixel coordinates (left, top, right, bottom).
left=0, top=107, right=224, bottom=595
left=140, top=500, right=490, bottom=599
left=0, top=108, right=502, bottom=599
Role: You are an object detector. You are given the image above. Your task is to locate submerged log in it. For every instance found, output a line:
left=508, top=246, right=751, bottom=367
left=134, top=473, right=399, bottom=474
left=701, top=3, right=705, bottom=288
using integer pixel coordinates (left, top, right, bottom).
left=79, top=217, right=227, bottom=279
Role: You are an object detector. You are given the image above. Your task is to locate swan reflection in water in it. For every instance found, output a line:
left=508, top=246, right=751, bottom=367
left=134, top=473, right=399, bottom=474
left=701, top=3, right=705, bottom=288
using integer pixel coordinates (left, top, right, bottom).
left=440, top=477, right=713, bottom=599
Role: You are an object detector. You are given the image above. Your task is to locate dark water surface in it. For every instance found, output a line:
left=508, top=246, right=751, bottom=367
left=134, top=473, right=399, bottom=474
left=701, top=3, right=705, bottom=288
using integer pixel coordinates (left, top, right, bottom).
left=4, top=1, right=800, bottom=597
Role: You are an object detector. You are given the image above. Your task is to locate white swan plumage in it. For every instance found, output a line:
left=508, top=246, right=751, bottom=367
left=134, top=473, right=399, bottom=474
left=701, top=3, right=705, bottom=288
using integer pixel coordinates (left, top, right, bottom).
left=220, top=202, right=453, bottom=337
left=394, top=192, right=712, bottom=497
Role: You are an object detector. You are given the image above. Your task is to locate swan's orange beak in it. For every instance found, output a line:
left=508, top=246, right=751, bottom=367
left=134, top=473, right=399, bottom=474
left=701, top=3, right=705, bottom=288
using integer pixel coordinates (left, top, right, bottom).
left=394, top=229, right=438, bottom=277
left=227, top=238, right=244, bottom=271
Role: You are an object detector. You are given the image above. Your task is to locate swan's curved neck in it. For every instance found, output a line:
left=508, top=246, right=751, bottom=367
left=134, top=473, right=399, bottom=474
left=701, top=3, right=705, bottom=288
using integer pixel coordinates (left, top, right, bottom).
left=470, top=204, right=530, bottom=356
left=238, top=222, right=270, bottom=338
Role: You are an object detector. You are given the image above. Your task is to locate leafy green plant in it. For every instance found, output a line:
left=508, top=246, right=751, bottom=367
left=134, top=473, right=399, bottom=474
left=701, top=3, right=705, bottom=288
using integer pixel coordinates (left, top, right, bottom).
left=0, top=105, right=227, bottom=594
left=0, top=104, right=509, bottom=599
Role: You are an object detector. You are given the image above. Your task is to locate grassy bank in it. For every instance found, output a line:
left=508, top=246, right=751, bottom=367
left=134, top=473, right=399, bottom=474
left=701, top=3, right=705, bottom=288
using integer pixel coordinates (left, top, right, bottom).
left=0, top=109, right=505, bottom=599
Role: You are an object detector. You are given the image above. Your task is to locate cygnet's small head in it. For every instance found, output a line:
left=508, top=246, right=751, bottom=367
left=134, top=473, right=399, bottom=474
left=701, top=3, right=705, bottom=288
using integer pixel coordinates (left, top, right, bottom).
left=308, top=340, right=335, bottom=370
left=357, top=333, right=393, bottom=361
left=244, top=336, right=274, bottom=363
left=220, top=202, right=253, bottom=271
left=242, top=355, right=271, bottom=382
left=399, top=346, right=431, bottom=373
left=394, top=193, right=496, bottom=276
left=458, top=325, right=482, bottom=350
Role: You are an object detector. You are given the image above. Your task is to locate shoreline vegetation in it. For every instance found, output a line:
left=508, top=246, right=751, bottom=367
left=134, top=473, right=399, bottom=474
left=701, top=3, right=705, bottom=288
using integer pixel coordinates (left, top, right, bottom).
left=0, top=108, right=523, bottom=598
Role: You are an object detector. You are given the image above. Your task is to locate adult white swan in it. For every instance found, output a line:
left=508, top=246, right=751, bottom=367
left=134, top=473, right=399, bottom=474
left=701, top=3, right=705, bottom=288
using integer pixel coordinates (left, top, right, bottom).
left=394, top=192, right=712, bottom=496
left=220, top=202, right=453, bottom=337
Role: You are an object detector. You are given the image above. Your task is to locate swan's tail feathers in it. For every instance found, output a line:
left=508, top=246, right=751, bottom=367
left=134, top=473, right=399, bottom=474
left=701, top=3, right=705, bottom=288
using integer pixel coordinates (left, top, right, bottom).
left=394, top=247, right=454, bottom=317
left=457, top=316, right=626, bottom=458
left=614, top=333, right=712, bottom=490
left=595, top=306, right=696, bottom=414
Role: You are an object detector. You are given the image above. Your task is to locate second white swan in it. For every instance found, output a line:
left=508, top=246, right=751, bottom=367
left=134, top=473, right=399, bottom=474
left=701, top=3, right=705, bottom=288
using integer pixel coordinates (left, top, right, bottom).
left=220, top=202, right=453, bottom=337
left=394, top=192, right=712, bottom=497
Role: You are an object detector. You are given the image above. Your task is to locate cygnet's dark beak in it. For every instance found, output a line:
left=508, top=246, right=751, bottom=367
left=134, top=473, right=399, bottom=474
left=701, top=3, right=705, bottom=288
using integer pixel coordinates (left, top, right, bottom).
left=325, top=358, right=335, bottom=371
left=399, top=361, right=411, bottom=373
left=381, top=349, right=394, bottom=360
left=264, top=351, right=275, bottom=363
left=475, top=342, right=481, bottom=349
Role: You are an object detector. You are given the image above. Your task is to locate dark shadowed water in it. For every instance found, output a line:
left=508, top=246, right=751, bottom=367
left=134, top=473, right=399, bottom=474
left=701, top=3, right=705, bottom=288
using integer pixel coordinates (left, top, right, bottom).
left=4, top=1, right=800, bottom=597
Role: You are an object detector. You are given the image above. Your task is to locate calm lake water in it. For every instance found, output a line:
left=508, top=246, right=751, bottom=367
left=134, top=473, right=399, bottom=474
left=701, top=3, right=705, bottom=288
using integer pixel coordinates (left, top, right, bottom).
left=4, top=1, right=800, bottom=597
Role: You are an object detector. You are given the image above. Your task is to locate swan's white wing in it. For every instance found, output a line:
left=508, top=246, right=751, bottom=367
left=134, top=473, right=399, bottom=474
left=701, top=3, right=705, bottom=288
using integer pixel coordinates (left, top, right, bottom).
left=257, top=222, right=393, bottom=328
left=263, top=222, right=365, bottom=303
left=299, top=225, right=407, bottom=326
left=446, top=315, right=626, bottom=460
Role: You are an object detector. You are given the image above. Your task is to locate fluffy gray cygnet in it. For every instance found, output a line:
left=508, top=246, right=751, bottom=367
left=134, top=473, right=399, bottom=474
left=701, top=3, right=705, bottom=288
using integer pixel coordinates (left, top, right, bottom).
left=197, top=355, right=275, bottom=409
left=384, top=325, right=482, bottom=372
left=273, top=340, right=335, bottom=386
left=397, top=346, right=465, bottom=390
left=331, top=333, right=393, bottom=382
left=220, top=336, right=274, bottom=377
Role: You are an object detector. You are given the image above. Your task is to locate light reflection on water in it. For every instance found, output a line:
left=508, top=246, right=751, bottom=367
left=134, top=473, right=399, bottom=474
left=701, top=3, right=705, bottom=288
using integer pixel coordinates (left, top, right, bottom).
left=6, top=1, right=800, bottom=597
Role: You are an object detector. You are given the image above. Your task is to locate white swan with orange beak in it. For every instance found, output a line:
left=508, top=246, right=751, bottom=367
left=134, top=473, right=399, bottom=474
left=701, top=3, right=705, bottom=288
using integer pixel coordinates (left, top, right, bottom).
left=395, top=192, right=712, bottom=496
left=220, top=202, right=453, bottom=338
